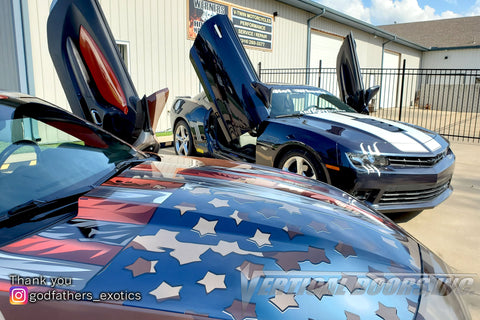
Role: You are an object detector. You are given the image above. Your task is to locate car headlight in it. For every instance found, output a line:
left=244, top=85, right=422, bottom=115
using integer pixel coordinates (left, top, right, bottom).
left=346, top=152, right=389, bottom=167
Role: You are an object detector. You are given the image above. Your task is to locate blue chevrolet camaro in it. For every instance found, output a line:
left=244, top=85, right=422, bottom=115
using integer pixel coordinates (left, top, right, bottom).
left=171, top=16, right=455, bottom=214
left=0, top=1, right=470, bottom=319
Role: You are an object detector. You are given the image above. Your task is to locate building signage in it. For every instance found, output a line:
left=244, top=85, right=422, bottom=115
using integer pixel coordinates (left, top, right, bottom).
left=231, top=7, right=273, bottom=50
left=187, top=0, right=273, bottom=51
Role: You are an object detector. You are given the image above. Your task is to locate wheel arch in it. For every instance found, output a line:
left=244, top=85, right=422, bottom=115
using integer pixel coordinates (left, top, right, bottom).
left=273, top=142, right=331, bottom=184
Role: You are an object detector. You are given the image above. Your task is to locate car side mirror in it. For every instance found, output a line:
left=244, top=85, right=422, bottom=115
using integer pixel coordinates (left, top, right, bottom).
left=251, top=82, right=271, bottom=107
left=365, top=85, right=380, bottom=106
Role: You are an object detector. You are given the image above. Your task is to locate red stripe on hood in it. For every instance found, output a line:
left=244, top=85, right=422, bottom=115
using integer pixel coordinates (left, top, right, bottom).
left=0, top=236, right=121, bottom=266
left=77, top=197, right=157, bottom=225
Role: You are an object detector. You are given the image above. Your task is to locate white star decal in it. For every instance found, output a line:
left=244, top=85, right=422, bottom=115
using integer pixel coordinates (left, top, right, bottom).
left=197, top=271, right=226, bottom=294
left=174, top=203, right=196, bottom=215
left=209, top=198, right=229, bottom=208
left=230, top=210, right=243, bottom=225
left=149, top=281, right=182, bottom=302
left=193, top=217, right=218, bottom=236
left=130, top=229, right=262, bottom=265
left=382, top=236, right=398, bottom=248
left=211, top=240, right=262, bottom=257
left=280, top=203, right=301, bottom=214
left=190, top=187, right=211, bottom=195
left=269, top=290, right=298, bottom=312
left=248, top=229, right=271, bottom=247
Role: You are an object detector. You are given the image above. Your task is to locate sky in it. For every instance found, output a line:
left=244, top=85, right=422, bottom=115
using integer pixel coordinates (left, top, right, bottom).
left=314, top=0, right=480, bottom=25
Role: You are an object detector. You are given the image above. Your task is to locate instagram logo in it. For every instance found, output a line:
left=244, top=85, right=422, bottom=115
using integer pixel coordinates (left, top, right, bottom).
left=10, top=286, right=28, bottom=305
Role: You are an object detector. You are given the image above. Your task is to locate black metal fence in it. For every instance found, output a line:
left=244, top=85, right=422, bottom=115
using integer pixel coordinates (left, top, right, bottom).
left=258, top=61, right=480, bottom=143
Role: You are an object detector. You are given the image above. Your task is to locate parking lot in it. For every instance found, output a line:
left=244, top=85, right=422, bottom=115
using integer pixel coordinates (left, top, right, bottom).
left=159, top=139, right=480, bottom=319
left=395, top=141, right=480, bottom=319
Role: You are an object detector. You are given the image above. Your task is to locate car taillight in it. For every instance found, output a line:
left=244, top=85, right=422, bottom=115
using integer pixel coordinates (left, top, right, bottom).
left=79, top=26, right=128, bottom=115
left=0, top=95, right=8, bottom=99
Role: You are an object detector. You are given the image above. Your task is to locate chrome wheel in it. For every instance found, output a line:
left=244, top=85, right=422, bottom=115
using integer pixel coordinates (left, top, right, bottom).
left=281, top=155, right=317, bottom=179
left=174, top=121, right=192, bottom=156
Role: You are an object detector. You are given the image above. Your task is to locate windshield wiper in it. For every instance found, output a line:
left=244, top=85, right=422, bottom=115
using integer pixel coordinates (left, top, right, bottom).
left=274, top=114, right=303, bottom=119
left=115, top=153, right=159, bottom=172
left=115, top=158, right=146, bottom=171
left=4, top=192, right=84, bottom=223
left=7, top=200, right=47, bottom=219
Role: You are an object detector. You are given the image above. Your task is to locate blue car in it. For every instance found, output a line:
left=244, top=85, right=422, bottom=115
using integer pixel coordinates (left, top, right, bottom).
left=0, top=1, right=470, bottom=319
left=171, top=16, right=455, bottom=214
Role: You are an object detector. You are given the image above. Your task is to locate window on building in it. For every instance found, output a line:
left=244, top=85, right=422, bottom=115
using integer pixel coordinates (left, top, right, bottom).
left=116, top=41, right=130, bottom=71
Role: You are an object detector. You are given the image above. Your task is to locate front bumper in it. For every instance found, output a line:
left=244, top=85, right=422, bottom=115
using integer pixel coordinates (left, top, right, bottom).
left=349, top=150, right=455, bottom=213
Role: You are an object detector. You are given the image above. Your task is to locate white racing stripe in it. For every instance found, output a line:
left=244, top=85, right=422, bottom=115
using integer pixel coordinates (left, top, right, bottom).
left=310, top=113, right=439, bottom=153
left=353, top=113, right=442, bottom=152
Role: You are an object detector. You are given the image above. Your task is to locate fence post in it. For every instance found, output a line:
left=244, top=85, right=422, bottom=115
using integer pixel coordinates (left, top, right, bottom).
left=258, top=62, right=262, bottom=80
left=305, top=66, right=310, bottom=85
left=398, top=59, right=406, bottom=121
left=317, top=60, right=322, bottom=88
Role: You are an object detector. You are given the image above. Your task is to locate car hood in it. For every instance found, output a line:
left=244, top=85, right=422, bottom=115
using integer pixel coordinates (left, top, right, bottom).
left=0, top=155, right=444, bottom=319
left=289, top=111, right=446, bottom=155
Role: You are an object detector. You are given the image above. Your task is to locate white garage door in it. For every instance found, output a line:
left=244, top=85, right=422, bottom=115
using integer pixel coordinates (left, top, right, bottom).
left=380, top=50, right=400, bottom=109
left=309, top=30, right=343, bottom=94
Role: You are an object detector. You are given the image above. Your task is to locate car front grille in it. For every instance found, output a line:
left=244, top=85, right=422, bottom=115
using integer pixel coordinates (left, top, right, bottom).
left=388, top=149, right=448, bottom=167
left=379, top=182, right=450, bottom=204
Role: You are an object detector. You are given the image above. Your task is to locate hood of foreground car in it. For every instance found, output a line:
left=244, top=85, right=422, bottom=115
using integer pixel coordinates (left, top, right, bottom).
left=280, top=111, right=447, bottom=155
left=0, top=155, right=433, bottom=319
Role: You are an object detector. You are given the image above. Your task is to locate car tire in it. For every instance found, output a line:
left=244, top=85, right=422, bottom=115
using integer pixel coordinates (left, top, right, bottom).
left=278, top=149, right=325, bottom=181
left=174, top=120, right=194, bottom=156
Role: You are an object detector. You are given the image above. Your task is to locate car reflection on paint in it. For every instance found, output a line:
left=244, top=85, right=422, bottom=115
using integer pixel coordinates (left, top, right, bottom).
left=171, top=16, right=455, bottom=214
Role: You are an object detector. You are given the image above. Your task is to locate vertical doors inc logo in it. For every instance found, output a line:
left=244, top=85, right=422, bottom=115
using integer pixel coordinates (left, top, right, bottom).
left=9, top=286, right=28, bottom=305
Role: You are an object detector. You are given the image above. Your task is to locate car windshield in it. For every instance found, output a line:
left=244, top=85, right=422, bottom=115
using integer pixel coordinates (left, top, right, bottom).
left=269, top=87, right=356, bottom=117
left=0, top=101, right=140, bottom=220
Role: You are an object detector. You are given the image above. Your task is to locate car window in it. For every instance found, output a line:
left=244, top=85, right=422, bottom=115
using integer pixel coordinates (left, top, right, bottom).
left=0, top=102, right=138, bottom=218
left=270, top=88, right=356, bottom=117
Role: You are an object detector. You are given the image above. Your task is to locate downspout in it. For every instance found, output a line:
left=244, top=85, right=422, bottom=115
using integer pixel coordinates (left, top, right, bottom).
left=378, top=36, right=395, bottom=109
left=306, top=8, right=325, bottom=85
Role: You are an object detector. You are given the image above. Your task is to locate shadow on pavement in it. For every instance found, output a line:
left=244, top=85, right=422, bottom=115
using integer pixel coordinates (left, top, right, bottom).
left=388, top=210, right=423, bottom=223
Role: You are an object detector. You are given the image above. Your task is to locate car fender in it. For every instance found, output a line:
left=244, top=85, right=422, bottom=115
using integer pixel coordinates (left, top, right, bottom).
left=172, top=99, right=211, bottom=155
left=256, top=121, right=338, bottom=184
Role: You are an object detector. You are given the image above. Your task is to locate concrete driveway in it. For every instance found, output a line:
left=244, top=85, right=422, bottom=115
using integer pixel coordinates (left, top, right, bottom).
left=393, top=141, right=480, bottom=319
left=159, top=140, right=480, bottom=318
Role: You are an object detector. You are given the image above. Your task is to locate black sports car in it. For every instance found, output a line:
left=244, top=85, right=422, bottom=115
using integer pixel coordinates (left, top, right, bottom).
left=171, top=15, right=455, bottom=214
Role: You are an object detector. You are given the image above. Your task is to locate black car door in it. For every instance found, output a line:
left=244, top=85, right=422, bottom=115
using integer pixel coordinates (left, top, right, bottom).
left=336, top=32, right=379, bottom=114
left=47, top=0, right=165, bottom=151
left=190, top=14, right=269, bottom=144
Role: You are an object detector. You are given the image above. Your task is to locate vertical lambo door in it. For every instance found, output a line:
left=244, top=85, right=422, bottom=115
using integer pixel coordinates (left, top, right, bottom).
left=47, top=0, right=167, bottom=152
left=336, top=32, right=379, bottom=114
left=190, top=14, right=269, bottom=146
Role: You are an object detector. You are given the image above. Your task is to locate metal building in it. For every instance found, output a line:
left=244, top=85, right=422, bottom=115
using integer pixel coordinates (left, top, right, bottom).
left=1, top=0, right=427, bottom=131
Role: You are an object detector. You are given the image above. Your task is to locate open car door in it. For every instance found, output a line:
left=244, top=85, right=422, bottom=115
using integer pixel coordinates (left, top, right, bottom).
left=336, top=32, right=379, bottom=114
left=47, top=0, right=167, bottom=152
left=190, top=14, right=269, bottom=144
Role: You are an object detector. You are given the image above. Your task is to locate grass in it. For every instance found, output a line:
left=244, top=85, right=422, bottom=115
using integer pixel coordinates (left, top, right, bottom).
left=156, top=131, right=172, bottom=137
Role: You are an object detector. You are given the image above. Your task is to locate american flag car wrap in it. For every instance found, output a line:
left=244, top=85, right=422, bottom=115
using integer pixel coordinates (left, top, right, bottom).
left=0, top=155, right=431, bottom=319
